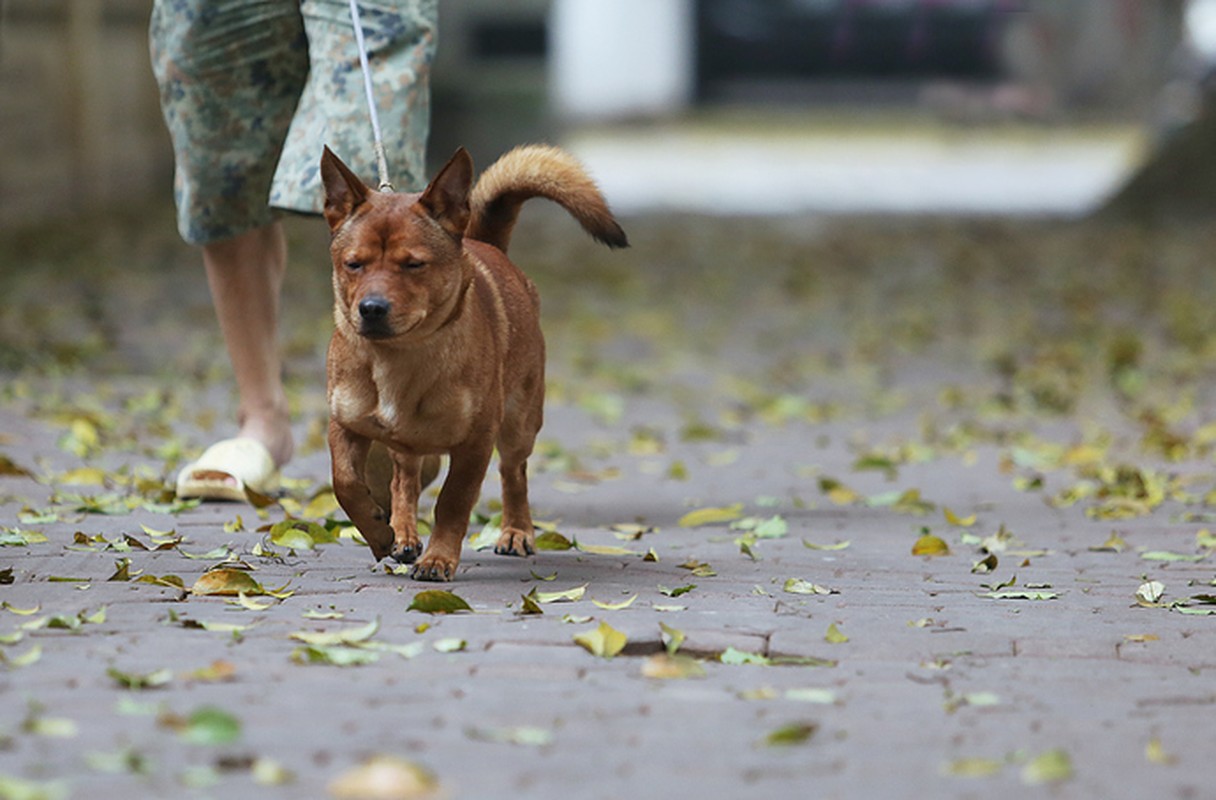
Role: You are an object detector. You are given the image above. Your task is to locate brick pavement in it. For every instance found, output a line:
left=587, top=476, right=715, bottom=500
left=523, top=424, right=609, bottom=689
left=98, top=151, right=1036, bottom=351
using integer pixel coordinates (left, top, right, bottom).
left=2, top=214, right=1215, bottom=799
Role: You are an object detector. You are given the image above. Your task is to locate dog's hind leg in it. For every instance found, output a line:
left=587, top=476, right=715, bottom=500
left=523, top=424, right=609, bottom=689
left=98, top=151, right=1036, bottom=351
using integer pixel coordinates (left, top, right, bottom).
left=494, top=389, right=541, bottom=558
left=494, top=451, right=536, bottom=557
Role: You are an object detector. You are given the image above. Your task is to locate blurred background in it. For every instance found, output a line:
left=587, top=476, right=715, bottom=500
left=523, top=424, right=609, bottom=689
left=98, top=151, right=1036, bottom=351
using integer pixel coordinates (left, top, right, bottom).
left=3, top=0, right=1216, bottom=450
left=4, top=0, right=1216, bottom=569
left=2, top=0, right=1215, bottom=225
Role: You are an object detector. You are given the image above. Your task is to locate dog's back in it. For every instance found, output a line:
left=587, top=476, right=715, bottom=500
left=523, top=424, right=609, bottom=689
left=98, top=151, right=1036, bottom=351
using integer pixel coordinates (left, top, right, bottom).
left=466, top=145, right=629, bottom=255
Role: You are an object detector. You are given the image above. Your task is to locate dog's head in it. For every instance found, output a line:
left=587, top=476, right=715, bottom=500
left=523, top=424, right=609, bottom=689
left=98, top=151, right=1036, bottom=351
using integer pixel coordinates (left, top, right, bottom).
left=320, top=147, right=474, bottom=343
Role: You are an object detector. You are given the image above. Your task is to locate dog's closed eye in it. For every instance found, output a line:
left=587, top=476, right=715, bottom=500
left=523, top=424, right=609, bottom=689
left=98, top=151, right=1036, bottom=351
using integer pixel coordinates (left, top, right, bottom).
left=344, top=260, right=363, bottom=272
left=401, top=259, right=426, bottom=271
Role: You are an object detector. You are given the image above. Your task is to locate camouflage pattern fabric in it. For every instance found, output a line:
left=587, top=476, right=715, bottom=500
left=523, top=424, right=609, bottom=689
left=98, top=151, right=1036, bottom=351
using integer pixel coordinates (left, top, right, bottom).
left=150, top=0, right=437, bottom=245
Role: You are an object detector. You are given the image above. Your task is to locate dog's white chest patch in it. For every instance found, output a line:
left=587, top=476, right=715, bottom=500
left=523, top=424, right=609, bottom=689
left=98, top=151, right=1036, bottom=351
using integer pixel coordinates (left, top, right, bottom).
left=371, top=361, right=403, bottom=429
left=330, top=384, right=366, bottom=420
left=375, top=394, right=399, bottom=428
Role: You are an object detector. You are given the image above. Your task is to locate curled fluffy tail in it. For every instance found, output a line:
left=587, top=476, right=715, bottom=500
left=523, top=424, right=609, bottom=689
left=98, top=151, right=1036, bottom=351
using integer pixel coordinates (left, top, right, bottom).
left=467, top=144, right=628, bottom=254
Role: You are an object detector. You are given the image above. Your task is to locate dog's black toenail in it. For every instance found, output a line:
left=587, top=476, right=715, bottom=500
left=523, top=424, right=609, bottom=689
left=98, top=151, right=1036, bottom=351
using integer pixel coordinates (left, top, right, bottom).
left=391, top=545, right=419, bottom=564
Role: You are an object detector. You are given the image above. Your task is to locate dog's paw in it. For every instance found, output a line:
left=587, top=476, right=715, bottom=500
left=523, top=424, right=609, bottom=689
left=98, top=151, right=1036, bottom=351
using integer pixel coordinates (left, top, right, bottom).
left=494, top=527, right=535, bottom=558
left=364, top=523, right=396, bottom=561
left=410, top=554, right=458, bottom=582
left=391, top=540, right=423, bottom=564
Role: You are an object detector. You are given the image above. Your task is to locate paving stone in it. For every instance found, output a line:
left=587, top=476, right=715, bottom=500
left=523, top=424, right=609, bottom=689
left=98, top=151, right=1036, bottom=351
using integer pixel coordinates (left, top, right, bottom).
left=7, top=210, right=1216, bottom=800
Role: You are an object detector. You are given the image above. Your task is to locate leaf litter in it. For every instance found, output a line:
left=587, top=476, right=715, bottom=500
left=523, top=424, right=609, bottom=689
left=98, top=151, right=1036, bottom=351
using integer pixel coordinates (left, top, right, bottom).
left=11, top=204, right=1216, bottom=793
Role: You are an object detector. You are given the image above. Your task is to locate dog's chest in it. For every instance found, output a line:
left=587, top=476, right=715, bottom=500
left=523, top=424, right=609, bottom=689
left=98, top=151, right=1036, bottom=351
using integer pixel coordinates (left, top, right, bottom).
left=332, top=359, right=475, bottom=451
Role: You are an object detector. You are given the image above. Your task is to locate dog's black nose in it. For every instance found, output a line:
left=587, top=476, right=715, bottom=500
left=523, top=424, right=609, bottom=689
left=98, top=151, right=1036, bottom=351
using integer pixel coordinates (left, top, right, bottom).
left=359, top=296, right=391, bottom=321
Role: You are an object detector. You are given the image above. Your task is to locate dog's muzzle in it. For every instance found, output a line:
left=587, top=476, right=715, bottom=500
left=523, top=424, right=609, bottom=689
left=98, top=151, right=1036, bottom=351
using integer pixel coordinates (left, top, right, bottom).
left=358, top=295, right=393, bottom=338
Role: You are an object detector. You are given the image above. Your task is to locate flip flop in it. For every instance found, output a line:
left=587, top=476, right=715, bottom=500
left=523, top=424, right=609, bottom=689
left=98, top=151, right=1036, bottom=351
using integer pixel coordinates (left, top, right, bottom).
left=175, top=437, right=281, bottom=502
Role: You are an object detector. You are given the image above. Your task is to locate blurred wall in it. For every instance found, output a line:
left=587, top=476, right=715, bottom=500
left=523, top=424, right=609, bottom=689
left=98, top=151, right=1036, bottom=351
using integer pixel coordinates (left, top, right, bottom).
left=1002, top=0, right=1185, bottom=116
left=549, top=0, right=694, bottom=121
left=0, top=0, right=171, bottom=228
left=0, top=0, right=1190, bottom=230
left=428, top=0, right=552, bottom=173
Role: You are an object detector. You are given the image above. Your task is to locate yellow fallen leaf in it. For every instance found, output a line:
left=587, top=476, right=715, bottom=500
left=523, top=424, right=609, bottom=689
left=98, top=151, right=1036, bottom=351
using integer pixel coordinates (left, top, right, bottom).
left=1089, top=531, right=1128, bottom=553
left=531, top=584, right=586, bottom=604
left=824, top=622, right=849, bottom=644
left=592, top=594, right=637, bottom=610
left=228, top=592, right=275, bottom=611
left=827, top=486, right=861, bottom=506
left=763, top=722, right=817, bottom=747
left=944, top=507, right=977, bottom=527
left=406, top=590, right=472, bottom=614
left=640, top=653, right=705, bottom=679
left=783, top=578, right=835, bottom=595
left=785, top=688, right=838, bottom=704
left=573, top=621, right=627, bottom=658
left=971, top=554, right=998, bottom=574
left=678, top=504, right=744, bottom=528
left=1061, top=443, right=1105, bottom=467
left=1122, top=633, right=1159, bottom=643
left=1145, top=738, right=1178, bottom=765
left=303, top=490, right=341, bottom=519
left=518, top=594, right=543, bottom=615
left=58, top=467, right=108, bottom=486
left=942, top=757, right=1003, bottom=778
left=25, top=715, right=78, bottom=738
left=252, top=757, right=294, bottom=786
left=63, top=417, right=100, bottom=456
left=328, top=755, right=440, bottom=799
left=289, top=618, right=380, bottom=647
left=801, top=539, right=851, bottom=551
left=1021, top=749, right=1073, bottom=785
left=182, top=660, right=237, bottom=683
left=912, top=533, right=951, bottom=557
left=0, top=643, right=42, bottom=668
left=1135, top=580, right=1166, bottom=605
left=609, top=523, right=654, bottom=539
left=190, top=569, right=264, bottom=597
left=575, top=542, right=638, bottom=556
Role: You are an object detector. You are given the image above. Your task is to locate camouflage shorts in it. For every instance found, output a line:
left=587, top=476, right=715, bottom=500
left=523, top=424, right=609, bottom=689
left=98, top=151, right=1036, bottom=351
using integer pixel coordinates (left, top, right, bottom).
left=150, top=0, right=437, bottom=244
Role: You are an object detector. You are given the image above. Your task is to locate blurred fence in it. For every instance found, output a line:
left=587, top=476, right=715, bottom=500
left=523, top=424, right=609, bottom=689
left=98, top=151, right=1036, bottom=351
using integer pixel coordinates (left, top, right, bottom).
left=0, top=0, right=169, bottom=229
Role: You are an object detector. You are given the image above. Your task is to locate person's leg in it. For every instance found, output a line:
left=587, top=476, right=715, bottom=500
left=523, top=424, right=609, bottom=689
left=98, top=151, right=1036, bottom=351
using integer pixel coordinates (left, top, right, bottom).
left=201, top=222, right=294, bottom=468
left=270, top=0, right=438, bottom=212
left=150, top=0, right=308, bottom=496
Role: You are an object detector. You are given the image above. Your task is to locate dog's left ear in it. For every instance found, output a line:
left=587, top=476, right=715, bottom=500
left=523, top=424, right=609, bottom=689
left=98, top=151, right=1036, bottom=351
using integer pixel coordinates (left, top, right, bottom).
left=321, top=146, right=370, bottom=232
left=417, top=147, right=473, bottom=240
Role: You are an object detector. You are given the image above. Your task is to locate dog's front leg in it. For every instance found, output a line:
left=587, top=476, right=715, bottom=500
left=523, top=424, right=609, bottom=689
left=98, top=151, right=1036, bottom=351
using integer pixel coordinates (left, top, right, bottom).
left=387, top=450, right=425, bottom=564
left=411, top=441, right=493, bottom=582
left=328, top=420, right=394, bottom=561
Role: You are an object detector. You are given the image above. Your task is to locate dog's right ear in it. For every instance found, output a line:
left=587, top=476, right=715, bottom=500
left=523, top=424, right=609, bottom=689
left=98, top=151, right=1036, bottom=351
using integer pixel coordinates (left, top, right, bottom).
left=416, top=147, right=473, bottom=240
left=321, top=146, right=369, bottom=232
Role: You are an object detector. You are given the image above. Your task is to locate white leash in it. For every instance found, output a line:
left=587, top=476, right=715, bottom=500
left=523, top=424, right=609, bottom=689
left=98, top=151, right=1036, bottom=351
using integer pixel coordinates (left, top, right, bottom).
left=347, top=0, right=393, bottom=192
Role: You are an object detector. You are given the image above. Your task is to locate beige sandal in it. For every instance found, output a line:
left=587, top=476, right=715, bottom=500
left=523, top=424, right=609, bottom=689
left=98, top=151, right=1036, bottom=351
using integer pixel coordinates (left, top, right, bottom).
left=175, top=437, right=281, bottom=502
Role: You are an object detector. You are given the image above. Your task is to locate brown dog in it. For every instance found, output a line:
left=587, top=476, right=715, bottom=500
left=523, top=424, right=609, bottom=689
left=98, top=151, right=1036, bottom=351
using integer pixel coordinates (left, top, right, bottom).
left=320, top=144, right=627, bottom=581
